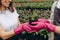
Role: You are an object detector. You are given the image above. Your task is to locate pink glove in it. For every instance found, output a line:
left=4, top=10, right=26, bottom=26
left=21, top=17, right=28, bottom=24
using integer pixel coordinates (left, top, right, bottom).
left=14, top=24, right=23, bottom=35
left=38, top=19, right=56, bottom=32
left=38, top=18, right=50, bottom=23
left=44, top=23, right=56, bottom=32
left=31, top=21, right=56, bottom=32
left=22, top=22, right=37, bottom=32
left=29, top=22, right=45, bottom=30
left=28, top=19, right=50, bottom=31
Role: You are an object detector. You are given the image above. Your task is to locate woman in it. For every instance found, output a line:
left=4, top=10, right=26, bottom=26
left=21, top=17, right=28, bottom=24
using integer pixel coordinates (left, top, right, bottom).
left=0, top=0, right=30, bottom=40
left=0, top=0, right=38, bottom=40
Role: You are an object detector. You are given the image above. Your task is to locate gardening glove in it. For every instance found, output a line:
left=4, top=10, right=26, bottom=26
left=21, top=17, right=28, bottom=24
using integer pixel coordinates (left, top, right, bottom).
left=44, top=23, right=56, bottom=32
left=29, top=22, right=45, bottom=31
left=32, top=21, right=56, bottom=32
left=14, top=24, right=23, bottom=35
left=22, top=22, right=38, bottom=32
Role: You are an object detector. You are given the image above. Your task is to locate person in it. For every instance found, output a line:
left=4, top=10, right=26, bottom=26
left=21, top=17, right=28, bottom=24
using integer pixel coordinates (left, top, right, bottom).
left=0, top=0, right=35, bottom=40
left=0, top=0, right=24, bottom=40
left=49, top=0, right=60, bottom=40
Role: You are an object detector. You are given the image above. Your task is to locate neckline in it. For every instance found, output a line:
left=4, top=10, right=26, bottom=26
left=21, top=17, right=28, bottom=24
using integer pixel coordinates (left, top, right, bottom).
left=0, top=8, right=9, bottom=13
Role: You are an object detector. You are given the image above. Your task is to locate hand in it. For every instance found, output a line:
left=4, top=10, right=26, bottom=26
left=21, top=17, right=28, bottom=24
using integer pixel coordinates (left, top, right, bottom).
left=30, top=19, right=56, bottom=32
left=14, top=24, right=23, bottom=35
left=22, top=22, right=37, bottom=32
left=44, top=23, right=56, bottom=32
left=29, top=22, right=45, bottom=30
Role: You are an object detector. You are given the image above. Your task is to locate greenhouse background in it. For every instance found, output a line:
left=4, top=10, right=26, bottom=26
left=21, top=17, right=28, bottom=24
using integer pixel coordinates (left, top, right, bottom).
left=13, top=0, right=54, bottom=40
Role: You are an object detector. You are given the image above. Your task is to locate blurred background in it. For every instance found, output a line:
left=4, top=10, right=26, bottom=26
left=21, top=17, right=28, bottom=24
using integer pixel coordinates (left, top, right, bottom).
left=13, top=0, right=53, bottom=23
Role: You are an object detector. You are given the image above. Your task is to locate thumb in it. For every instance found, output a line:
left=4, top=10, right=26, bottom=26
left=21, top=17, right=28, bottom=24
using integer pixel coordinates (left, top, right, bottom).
left=23, top=25, right=32, bottom=32
left=32, top=22, right=38, bottom=24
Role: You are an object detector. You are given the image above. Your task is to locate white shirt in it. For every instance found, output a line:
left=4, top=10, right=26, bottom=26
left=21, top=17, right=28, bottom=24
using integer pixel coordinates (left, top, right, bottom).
left=56, top=0, right=60, bottom=8
left=49, top=1, right=57, bottom=23
left=0, top=8, right=19, bottom=31
left=49, top=0, right=60, bottom=23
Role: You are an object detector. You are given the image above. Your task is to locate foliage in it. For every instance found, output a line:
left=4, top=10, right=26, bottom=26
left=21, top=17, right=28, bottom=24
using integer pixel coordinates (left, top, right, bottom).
left=16, top=9, right=51, bottom=23
left=14, top=0, right=53, bottom=9
left=13, top=0, right=53, bottom=3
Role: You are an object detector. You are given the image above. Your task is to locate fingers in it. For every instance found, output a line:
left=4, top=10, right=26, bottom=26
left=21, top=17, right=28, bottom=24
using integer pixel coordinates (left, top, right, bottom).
left=29, top=22, right=43, bottom=30
left=23, top=25, right=37, bottom=32
left=23, top=24, right=32, bottom=32
left=22, top=22, right=38, bottom=32
left=44, top=23, right=56, bottom=32
left=28, top=24, right=39, bottom=30
left=22, top=22, right=44, bottom=32
left=31, top=22, right=38, bottom=24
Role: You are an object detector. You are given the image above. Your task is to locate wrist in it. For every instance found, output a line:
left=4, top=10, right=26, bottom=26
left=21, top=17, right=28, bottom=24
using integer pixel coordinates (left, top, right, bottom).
left=11, top=30, right=15, bottom=35
left=14, top=26, right=23, bottom=35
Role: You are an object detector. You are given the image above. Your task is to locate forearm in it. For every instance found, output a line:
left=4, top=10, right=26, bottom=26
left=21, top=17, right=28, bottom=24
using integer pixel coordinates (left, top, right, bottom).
left=55, top=26, right=60, bottom=34
left=0, top=30, right=15, bottom=40
left=17, top=19, right=21, bottom=27
left=3, top=19, right=22, bottom=39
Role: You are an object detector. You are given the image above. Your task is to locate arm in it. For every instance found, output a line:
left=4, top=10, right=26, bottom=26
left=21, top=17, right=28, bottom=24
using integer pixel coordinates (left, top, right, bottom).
left=0, top=8, right=23, bottom=40
left=55, top=26, right=60, bottom=34
left=0, top=30, right=15, bottom=40
left=42, top=23, right=60, bottom=35
left=0, top=25, right=15, bottom=40
left=29, top=21, right=60, bottom=35
left=17, top=19, right=21, bottom=27
left=0, top=19, right=23, bottom=40
left=0, top=26, right=23, bottom=40
left=53, top=0, right=60, bottom=34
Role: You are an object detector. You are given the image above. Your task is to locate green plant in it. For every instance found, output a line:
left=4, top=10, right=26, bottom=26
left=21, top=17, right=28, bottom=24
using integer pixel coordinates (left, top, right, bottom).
left=13, top=0, right=53, bottom=3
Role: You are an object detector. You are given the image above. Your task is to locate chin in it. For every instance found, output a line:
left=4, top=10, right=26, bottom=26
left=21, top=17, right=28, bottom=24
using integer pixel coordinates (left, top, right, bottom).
left=5, top=5, right=9, bottom=8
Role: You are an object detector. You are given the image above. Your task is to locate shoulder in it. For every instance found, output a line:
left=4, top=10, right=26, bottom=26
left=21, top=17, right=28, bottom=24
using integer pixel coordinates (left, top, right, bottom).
left=14, top=7, right=16, bottom=11
left=12, top=8, right=19, bottom=18
left=11, top=7, right=17, bottom=14
left=56, top=0, right=60, bottom=8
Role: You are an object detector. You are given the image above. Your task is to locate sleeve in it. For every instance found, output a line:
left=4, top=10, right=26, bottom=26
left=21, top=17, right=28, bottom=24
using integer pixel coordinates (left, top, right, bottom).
left=56, top=0, right=60, bottom=8
left=48, top=1, right=57, bottom=23
left=13, top=8, right=19, bottom=18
